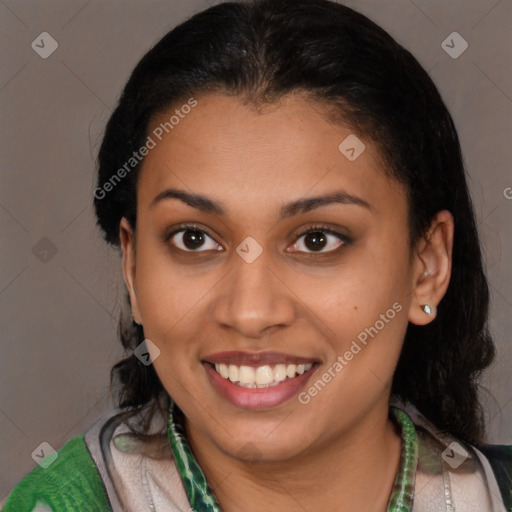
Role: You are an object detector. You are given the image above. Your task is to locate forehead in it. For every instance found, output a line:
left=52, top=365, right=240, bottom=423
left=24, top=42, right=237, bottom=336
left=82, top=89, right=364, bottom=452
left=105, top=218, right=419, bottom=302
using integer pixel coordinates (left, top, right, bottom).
left=137, top=93, right=405, bottom=218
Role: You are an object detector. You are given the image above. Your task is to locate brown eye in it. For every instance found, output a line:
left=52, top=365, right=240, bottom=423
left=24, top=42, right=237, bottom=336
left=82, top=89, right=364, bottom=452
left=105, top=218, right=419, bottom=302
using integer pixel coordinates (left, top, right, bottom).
left=182, top=229, right=206, bottom=250
left=291, top=227, right=349, bottom=254
left=303, top=231, right=328, bottom=251
left=167, top=225, right=222, bottom=252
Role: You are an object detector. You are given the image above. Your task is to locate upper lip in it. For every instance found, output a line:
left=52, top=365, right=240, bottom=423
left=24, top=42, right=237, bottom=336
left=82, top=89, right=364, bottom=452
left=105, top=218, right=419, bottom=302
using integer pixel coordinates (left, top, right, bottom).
left=203, top=351, right=319, bottom=367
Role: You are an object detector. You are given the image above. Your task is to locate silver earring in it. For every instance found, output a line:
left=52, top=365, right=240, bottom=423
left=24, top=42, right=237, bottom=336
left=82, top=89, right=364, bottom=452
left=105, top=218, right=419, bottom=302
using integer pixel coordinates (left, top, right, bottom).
left=421, top=304, right=435, bottom=315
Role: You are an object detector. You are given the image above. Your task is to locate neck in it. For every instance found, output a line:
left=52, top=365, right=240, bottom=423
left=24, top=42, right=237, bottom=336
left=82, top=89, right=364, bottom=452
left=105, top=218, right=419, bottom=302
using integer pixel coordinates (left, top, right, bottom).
left=184, top=402, right=403, bottom=512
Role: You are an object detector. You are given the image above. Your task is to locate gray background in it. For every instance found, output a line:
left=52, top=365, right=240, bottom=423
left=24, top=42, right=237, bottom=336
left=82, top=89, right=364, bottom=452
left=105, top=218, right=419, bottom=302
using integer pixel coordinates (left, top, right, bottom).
left=1, top=0, right=511, bottom=499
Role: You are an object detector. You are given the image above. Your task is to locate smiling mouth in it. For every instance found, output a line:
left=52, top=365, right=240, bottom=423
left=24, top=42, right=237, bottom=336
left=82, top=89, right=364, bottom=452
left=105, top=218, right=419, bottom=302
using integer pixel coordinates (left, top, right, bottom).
left=206, top=362, right=316, bottom=388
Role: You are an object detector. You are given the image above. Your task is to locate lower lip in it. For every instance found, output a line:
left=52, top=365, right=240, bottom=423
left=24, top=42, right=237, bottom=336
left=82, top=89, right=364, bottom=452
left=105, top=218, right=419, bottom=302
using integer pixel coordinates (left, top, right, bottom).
left=204, top=363, right=317, bottom=410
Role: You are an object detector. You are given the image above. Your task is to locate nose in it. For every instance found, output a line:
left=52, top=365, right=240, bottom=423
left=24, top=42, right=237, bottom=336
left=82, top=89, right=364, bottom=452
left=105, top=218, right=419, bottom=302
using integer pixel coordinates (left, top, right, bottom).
left=211, top=249, right=297, bottom=339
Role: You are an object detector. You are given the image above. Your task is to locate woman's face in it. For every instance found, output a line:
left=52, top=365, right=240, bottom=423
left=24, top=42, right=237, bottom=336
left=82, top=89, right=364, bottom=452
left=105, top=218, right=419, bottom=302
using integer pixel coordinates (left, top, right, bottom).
left=122, top=93, right=429, bottom=461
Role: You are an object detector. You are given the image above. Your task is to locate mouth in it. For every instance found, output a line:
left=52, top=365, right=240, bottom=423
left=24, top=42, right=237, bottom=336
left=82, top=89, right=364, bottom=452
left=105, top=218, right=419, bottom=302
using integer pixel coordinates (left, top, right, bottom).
left=207, top=362, right=315, bottom=388
left=202, top=351, right=320, bottom=410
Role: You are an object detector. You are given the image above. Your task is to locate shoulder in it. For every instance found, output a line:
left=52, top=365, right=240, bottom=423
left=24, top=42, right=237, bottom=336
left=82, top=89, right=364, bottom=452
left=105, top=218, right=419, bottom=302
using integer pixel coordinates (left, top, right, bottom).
left=475, top=443, right=512, bottom=511
left=477, top=442, right=512, bottom=466
left=391, top=398, right=512, bottom=511
left=1, top=434, right=111, bottom=512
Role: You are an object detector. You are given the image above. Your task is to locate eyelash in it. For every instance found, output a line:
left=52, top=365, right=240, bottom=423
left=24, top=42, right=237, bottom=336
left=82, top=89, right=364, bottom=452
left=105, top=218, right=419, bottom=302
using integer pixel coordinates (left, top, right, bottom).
left=165, top=223, right=351, bottom=255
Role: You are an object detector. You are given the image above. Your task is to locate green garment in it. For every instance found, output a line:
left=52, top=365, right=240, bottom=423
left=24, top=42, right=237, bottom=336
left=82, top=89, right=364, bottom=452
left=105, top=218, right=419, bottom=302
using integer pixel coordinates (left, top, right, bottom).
left=1, top=435, right=110, bottom=511
left=2, top=403, right=511, bottom=511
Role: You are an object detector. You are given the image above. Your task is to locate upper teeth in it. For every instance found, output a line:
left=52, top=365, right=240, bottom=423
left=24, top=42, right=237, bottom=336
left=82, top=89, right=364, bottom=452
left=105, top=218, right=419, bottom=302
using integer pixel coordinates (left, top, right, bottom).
left=214, top=363, right=313, bottom=388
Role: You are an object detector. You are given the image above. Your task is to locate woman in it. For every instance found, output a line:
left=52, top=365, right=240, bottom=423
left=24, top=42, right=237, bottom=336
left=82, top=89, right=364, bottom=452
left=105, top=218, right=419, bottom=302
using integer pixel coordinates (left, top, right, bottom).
left=3, top=0, right=511, bottom=510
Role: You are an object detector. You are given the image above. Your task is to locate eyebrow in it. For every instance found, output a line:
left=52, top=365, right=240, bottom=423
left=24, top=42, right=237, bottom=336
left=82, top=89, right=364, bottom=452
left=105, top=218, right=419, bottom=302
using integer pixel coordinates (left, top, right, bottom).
left=150, top=187, right=372, bottom=218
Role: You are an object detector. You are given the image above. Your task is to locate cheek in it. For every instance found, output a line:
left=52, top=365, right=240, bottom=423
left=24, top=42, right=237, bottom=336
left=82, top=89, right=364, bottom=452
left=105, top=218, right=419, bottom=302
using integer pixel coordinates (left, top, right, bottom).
left=134, top=238, right=198, bottom=324
left=300, top=302, right=408, bottom=422
left=306, top=239, right=410, bottom=327
left=132, top=245, right=207, bottom=366
left=133, top=254, right=209, bottom=399
left=297, top=234, right=411, bottom=384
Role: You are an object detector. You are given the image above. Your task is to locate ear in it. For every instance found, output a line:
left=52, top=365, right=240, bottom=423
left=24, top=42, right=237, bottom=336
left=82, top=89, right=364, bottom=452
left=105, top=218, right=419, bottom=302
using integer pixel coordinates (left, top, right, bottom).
left=408, top=210, right=454, bottom=326
left=120, top=217, right=143, bottom=325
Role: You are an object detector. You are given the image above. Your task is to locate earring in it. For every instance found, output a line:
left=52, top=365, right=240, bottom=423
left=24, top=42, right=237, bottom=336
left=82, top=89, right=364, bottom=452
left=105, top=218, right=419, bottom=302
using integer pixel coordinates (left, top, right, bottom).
left=421, top=304, right=436, bottom=316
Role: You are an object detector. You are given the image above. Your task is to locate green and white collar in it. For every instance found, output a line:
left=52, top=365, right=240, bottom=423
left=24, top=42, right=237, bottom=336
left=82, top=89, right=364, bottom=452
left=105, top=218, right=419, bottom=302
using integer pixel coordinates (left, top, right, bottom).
left=166, top=400, right=418, bottom=512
